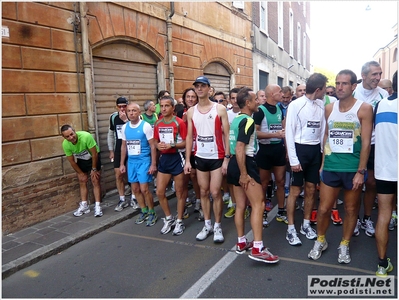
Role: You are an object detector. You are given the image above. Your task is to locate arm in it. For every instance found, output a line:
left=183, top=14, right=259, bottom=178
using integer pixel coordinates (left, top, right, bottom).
left=88, top=145, right=100, bottom=181
left=148, top=138, right=158, bottom=175
left=120, top=139, right=127, bottom=174
left=285, top=104, right=301, bottom=170
left=236, top=141, right=252, bottom=190
left=320, top=104, right=333, bottom=173
left=184, top=108, right=194, bottom=174
left=218, top=104, right=230, bottom=175
left=107, top=129, right=115, bottom=160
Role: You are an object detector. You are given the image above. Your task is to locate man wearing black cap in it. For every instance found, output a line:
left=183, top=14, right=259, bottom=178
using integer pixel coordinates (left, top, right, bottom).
left=184, top=76, right=231, bottom=243
left=107, top=96, right=138, bottom=211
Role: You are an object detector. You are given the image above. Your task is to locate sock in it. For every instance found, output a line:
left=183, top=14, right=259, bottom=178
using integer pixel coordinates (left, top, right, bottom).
left=317, top=235, right=326, bottom=243
left=142, top=207, right=149, bottom=213
left=238, top=236, right=246, bottom=243
left=278, top=208, right=285, bottom=214
left=379, top=257, right=388, bottom=268
left=177, top=219, right=182, bottom=223
left=227, top=199, right=234, bottom=208
left=253, top=241, right=263, bottom=251
left=166, top=215, right=173, bottom=220
left=340, top=239, right=349, bottom=246
left=81, top=201, right=88, bottom=206
left=223, top=192, right=229, bottom=198
left=95, top=202, right=100, bottom=207
left=288, top=224, right=295, bottom=231
left=214, top=222, right=221, bottom=229
left=119, top=196, right=125, bottom=201
left=131, top=195, right=136, bottom=201
left=303, top=219, right=310, bottom=227
left=205, top=219, right=212, bottom=228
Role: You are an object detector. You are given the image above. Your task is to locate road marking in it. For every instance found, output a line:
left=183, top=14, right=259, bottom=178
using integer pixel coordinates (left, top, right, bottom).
left=24, top=270, right=40, bottom=278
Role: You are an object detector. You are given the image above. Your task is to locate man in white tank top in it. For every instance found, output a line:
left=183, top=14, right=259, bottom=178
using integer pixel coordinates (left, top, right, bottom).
left=184, top=76, right=231, bottom=243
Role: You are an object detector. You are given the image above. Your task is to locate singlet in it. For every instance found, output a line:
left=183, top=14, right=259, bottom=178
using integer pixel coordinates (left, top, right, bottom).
left=154, top=116, right=187, bottom=154
left=253, top=103, right=283, bottom=145
left=192, top=103, right=225, bottom=159
left=109, top=112, right=126, bottom=152
left=121, top=120, right=153, bottom=162
left=229, top=113, right=257, bottom=157
left=62, top=131, right=100, bottom=160
left=323, top=100, right=363, bottom=172
left=353, top=84, right=388, bottom=144
left=227, top=109, right=239, bottom=125
left=374, top=93, right=398, bottom=181
left=285, top=96, right=325, bottom=166
left=141, top=113, right=158, bottom=128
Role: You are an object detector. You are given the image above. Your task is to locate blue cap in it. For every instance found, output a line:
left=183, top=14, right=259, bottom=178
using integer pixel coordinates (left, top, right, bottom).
left=193, top=76, right=211, bottom=86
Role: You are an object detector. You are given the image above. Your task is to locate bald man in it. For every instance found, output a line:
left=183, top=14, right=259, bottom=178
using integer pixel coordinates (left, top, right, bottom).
left=294, top=84, right=306, bottom=99
left=378, top=79, right=393, bottom=96
left=253, top=84, right=287, bottom=226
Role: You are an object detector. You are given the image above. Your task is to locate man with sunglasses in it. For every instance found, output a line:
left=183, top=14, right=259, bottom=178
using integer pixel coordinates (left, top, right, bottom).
left=108, top=97, right=138, bottom=212
left=214, top=91, right=227, bottom=107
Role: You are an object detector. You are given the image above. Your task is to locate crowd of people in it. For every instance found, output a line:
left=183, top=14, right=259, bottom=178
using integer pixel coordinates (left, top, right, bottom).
left=60, top=61, right=397, bottom=275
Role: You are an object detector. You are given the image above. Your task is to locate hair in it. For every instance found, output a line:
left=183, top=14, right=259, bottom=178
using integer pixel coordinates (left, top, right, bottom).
left=174, top=103, right=185, bottom=117
left=305, top=73, right=328, bottom=94
left=336, top=69, right=358, bottom=85
left=392, top=71, right=397, bottom=92
left=326, top=85, right=336, bottom=91
left=160, top=95, right=175, bottom=107
left=361, top=61, right=381, bottom=76
left=182, top=87, right=198, bottom=109
left=236, top=87, right=253, bottom=109
left=143, top=100, right=154, bottom=111
left=281, top=86, right=293, bottom=94
left=229, top=87, right=240, bottom=98
left=214, top=91, right=226, bottom=99
left=60, top=124, right=73, bottom=133
left=157, top=90, right=170, bottom=103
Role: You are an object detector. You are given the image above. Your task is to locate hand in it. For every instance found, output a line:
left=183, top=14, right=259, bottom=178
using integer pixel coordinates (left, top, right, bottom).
left=239, top=173, right=254, bottom=190
left=277, top=129, right=285, bottom=138
left=148, top=164, right=157, bottom=175
left=352, top=173, right=364, bottom=191
left=222, top=159, right=229, bottom=175
left=119, top=111, right=128, bottom=122
left=157, top=142, right=167, bottom=151
left=120, top=165, right=126, bottom=174
left=291, top=164, right=302, bottom=172
left=90, top=170, right=100, bottom=181
left=184, top=162, right=192, bottom=175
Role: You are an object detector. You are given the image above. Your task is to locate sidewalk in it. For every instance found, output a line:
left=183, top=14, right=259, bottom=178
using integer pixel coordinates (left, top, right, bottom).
left=2, top=186, right=176, bottom=279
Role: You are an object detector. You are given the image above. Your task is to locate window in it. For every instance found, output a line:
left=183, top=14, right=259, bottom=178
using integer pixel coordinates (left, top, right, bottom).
left=259, top=70, right=269, bottom=91
left=297, top=23, right=301, bottom=64
left=278, top=2, right=283, bottom=47
left=289, top=9, right=294, bottom=56
left=277, top=76, right=284, bottom=87
left=289, top=80, right=293, bottom=87
left=260, top=2, right=268, bottom=33
left=233, top=1, right=244, bottom=10
left=303, top=32, right=307, bottom=67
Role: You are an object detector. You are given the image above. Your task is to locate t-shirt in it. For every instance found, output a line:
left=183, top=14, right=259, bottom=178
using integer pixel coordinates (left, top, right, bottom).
left=62, top=131, right=100, bottom=160
left=229, top=113, right=257, bottom=157
left=154, top=116, right=187, bottom=154
left=109, top=112, right=127, bottom=152
left=141, top=113, right=158, bottom=128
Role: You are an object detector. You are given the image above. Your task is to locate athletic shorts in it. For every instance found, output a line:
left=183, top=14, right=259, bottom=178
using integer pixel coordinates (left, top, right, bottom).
left=291, top=144, right=321, bottom=186
left=195, top=156, right=223, bottom=172
left=227, top=155, right=261, bottom=186
left=113, top=151, right=128, bottom=169
left=376, top=179, right=397, bottom=195
left=158, top=152, right=185, bottom=176
left=77, top=153, right=102, bottom=173
left=256, top=143, right=286, bottom=170
left=127, top=159, right=152, bottom=184
left=366, top=144, right=375, bottom=170
left=320, top=170, right=367, bottom=190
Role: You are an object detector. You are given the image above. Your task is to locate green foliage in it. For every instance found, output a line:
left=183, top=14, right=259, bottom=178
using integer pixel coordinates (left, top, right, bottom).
left=313, top=67, right=337, bottom=86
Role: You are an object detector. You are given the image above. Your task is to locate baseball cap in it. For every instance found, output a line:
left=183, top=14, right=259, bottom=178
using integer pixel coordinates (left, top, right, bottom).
left=116, top=97, right=128, bottom=105
left=193, top=76, right=211, bottom=86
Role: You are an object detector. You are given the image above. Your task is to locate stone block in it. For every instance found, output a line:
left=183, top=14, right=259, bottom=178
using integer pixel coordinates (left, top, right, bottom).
left=87, top=15, right=103, bottom=45
left=136, top=13, right=148, bottom=42
left=87, top=2, right=114, bottom=40
left=2, top=115, right=59, bottom=142
left=2, top=70, right=55, bottom=93
left=2, top=141, right=31, bottom=166
left=54, top=72, right=85, bottom=93
left=156, top=35, right=167, bottom=58
left=124, top=9, right=137, bottom=39
left=58, top=113, right=88, bottom=133
left=31, top=136, right=65, bottom=161
left=2, top=44, right=22, bottom=68
left=2, top=2, right=17, bottom=20
left=1, top=20, right=51, bottom=48
left=26, top=94, right=82, bottom=115
left=52, top=29, right=78, bottom=52
left=21, top=47, right=77, bottom=72
left=108, top=3, right=125, bottom=36
left=2, top=94, right=26, bottom=117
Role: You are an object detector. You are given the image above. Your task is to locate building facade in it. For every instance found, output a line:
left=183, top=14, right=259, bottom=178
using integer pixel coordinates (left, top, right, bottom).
left=373, top=23, right=397, bottom=81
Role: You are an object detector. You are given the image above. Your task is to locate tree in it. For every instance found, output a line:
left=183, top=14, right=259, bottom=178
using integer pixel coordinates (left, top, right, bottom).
left=313, top=66, right=337, bottom=86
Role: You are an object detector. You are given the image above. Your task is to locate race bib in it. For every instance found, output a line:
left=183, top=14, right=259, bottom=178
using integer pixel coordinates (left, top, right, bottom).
left=116, top=125, right=123, bottom=139
left=306, top=120, right=321, bottom=139
left=74, top=150, right=91, bottom=160
left=127, top=140, right=141, bottom=155
left=197, top=135, right=215, bottom=154
left=159, top=127, right=174, bottom=144
left=269, top=123, right=282, bottom=142
left=329, top=129, right=354, bottom=153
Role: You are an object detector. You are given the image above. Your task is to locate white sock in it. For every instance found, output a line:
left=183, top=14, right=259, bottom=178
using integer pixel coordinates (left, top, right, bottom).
left=214, top=222, right=221, bottom=229
left=95, top=202, right=100, bottom=207
left=303, top=219, right=310, bottom=227
left=253, top=241, right=263, bottom=250
left=238, top=236, right=246, bottom=243
left=288, top=224, right=295, bottom=231
left=81, top=201, right=88, bottom=206
left=205, top=219, right=212, bottom=228
left=120, top=196, right=125, bottom=201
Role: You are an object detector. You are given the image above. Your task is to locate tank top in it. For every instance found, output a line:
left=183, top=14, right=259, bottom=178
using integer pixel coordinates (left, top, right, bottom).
left=229, top=114, right=257, bottom=157
left=323, top=100, right=362, bottom=172
left=192, top=103, right=225, bottom=159
left=258, top=104, right=283, bottom=144
left=124, top=120, right=150, bottom=162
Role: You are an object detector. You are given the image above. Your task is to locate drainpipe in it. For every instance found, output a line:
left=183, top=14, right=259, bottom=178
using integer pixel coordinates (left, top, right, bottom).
left=73, top=3, right=84, bottom=130
left=79, top=2, right=96, bottom=134
left=167, top=3, right=175, bottom=97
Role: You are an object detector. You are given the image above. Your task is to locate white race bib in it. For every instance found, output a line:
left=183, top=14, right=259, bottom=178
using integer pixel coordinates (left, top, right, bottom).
left=329, top=129, right=354, bottom=153
left=74, top=150, right=91, bottom=160
left=116, top=124, right=123, bottom=139
left=306, top=120, right=321, bottom=139
left=159, top=127, right=174, bottom=144
left=127, top=140, right=141, bottom=155
left=197, top=135, right=215, bottom=154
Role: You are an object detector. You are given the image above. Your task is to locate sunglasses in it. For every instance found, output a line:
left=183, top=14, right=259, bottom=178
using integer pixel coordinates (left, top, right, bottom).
left=326, top=92, right=334, bottom=95
left=217, top=99, right=225, bottom=103
left=118, top=105, right=127, bottom=108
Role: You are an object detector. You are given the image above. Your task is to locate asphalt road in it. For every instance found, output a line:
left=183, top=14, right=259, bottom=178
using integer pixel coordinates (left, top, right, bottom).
left=2, top=193, right=397, bottom=298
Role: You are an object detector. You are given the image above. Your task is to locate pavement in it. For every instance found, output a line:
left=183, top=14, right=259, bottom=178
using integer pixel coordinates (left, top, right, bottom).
left=2, top=184, right=176, bottom=279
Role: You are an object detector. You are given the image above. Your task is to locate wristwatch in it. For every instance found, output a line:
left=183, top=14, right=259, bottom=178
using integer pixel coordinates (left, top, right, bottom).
left=225, top=154, right=231, bottom=159
left=170, top=142, right=176, bottom=148
left=357, top=169, right=367, bottom=175
left=92, top=168, right=97, bottom=172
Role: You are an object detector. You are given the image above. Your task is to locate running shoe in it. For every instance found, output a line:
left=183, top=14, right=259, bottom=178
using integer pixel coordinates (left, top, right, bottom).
left=299, top=190, right=304, bottom=198
left=94, top=205, right=103, bottom=217
left=308, top=240, right=328, bottom=260
left=361, top=218, right=375, bottom=237
left=244, top=207, right=250, bottom=219
left=310, top=210, right=317, bottom=225
left=130, top=198, right=139, bottom=209
left=73, top=202, right=90, bottom=217
left=135, top=212, right=149, bottom=224
left=389, top=213, right=397, bottom=231
left=372, top=197, right=378, bottom=210
left=185, top=197, right=192, bottom=208
left=249, top=247, right=279, bottom=264
left=176, top=208, right=190, bottom=219
left=223, top=194, right=231, bottom=204
left=300, top=224, right=317, bottom=240
left=160, top=217, right=176, bottom=234
left=265, top=200, right=273, bottom=212
left=224, top=206, right=236, bottom=218
left=331, top=209, right=343, bottom=225
left=196, top=226, right=213, bottom=241
left=236, top=240, right=253, bottom=254
left=286, top=229, right=302, bottom=246
left=146, top=212, right=157, bottom=227
left=353, top=219, right=361, bottom=236
left=276, top=211, right=288, bottom=224
left=172, top=221, right=185, bottom=235
left=198, top=209, right=204, bottom=221
left=194, top=200, right=201, bottom=212
left=114, top=200, right=129, bottom=212
left=285, top=187, right=289, bottom=198
left=337, top=244, right=351, bottom=264
left=263, top=211, right=269, bottom=227
left=213, top=227, right=224, bottom=243
left=125, top=185, right=132, bottom=197
left=376, top=258, right=394, bottom=277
